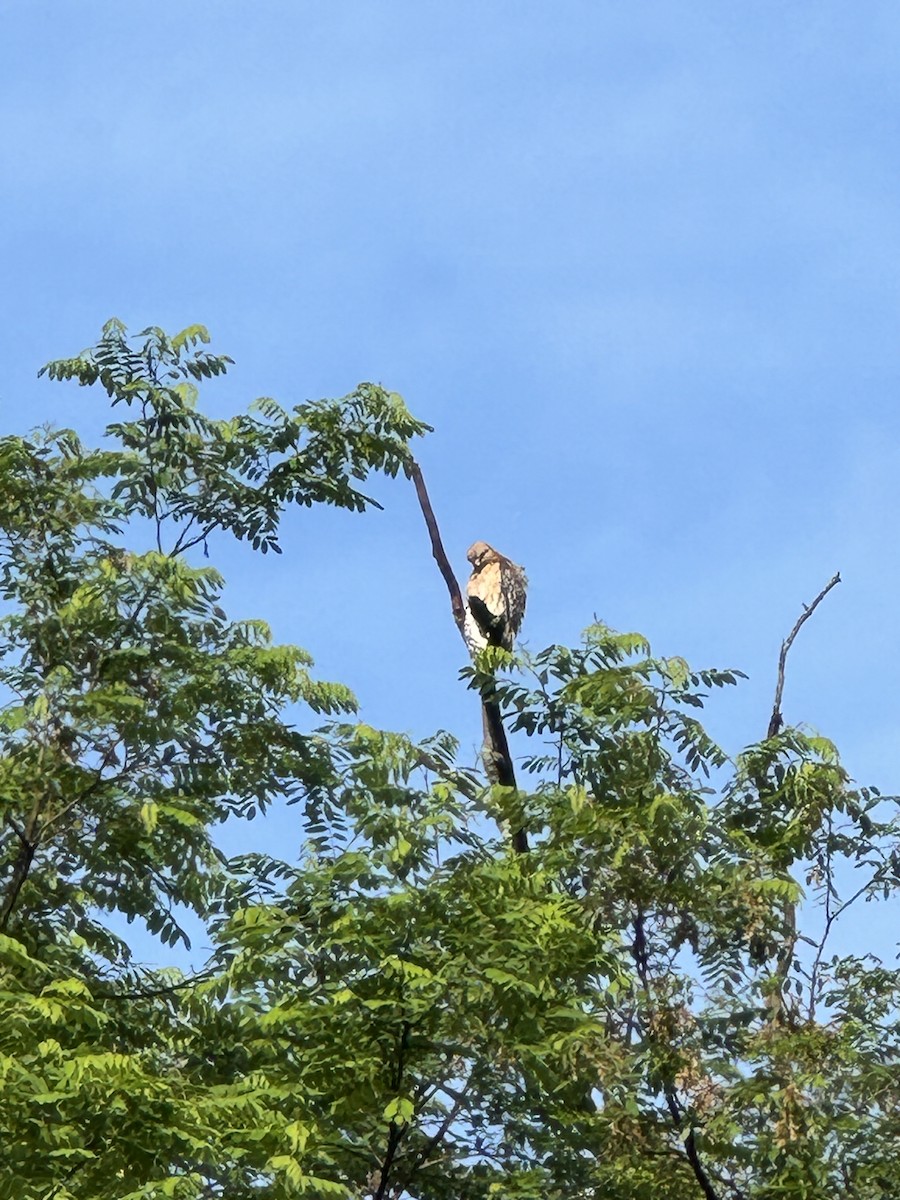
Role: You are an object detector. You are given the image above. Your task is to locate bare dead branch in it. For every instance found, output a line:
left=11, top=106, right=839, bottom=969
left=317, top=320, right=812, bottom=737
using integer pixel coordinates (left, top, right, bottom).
left=768, top=572, right=841, bottom=738
left=406, top=456, right=527, bottom=853
left=764, top=571, right=840, bottom=1026
left=406, top=459, right=467, bottom=637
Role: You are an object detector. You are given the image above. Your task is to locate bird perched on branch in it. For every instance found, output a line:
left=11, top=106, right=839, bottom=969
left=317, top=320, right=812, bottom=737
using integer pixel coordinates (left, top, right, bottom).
left=464, top=541, right=527, bottom=653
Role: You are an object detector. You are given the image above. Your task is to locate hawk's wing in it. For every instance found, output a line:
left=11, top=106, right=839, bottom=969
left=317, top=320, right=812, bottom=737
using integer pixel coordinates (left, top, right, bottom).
left=498, top=561, right=527, bottom=645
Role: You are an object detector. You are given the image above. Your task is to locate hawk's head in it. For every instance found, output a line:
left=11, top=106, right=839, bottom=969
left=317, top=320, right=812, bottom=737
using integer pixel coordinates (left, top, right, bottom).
left=467, top=541, right=498, bottom=570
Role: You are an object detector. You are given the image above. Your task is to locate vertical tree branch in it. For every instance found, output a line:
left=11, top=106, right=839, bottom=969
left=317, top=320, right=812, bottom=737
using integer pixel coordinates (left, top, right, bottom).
left=406, top=457, right=527, bottom=852
left=406, top=460, right=467, bottom=637
left=632, top=910, right=722, bottom=1200
left=767, top=572, right=841, bottom=738
left=373, top=1019, right=412, bottom=1200
left=763, top=571, right=840, bottom=1024
left=0, top=800, right=40, bottom=932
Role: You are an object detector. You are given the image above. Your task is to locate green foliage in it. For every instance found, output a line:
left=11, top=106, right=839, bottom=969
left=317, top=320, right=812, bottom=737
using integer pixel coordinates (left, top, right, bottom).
left=39, top=318, right=429, bottom=554
left=2, top=321, right=900, bottom=1198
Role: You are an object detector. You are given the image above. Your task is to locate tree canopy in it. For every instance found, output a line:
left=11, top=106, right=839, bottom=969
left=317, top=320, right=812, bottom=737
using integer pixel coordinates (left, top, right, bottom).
left=2, top=321, right=899, bottom=1200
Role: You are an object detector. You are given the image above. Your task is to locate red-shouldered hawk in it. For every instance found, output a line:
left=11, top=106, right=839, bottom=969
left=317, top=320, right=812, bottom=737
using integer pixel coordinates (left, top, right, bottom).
left=464, top=541, right=527, bottom=653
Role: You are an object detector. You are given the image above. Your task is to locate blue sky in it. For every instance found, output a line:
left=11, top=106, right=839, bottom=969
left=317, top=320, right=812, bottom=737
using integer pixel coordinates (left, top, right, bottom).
left=3, top=2, right=900, bottom=963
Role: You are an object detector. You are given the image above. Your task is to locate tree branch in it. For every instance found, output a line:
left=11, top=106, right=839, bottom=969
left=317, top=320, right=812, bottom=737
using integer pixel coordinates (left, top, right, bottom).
left=98, top=966, right=218, bottom=1002
left=663, top=1088, right=722, bottom=1200
left=632, top=910, right=722, bottom=1200
left=406, top=459, right=466, bottom=637
left=767, top=572, right=841, bottom=738
left=373, top=1019, right=412, bottom=1200
left=764, top=571, right=840, bottom=1024
left=0, top=824, right=37, bottom=933
left=406, top=456, right=527, bottom=853
left=0, top=782, right=46, bottom=933
left=395, top=1071, right=473, bottom=1196
left=807, top=868, right=880, bottom=1022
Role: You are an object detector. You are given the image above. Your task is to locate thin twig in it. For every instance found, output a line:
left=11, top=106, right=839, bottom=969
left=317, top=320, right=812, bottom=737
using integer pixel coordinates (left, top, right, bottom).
left=768, top=572, right=841, bottom=738
left=99, top=966, right=218, bottom=1002
left=395, top=1072, right=473, bottom=1195
left=39, top=742, right=127, bottom=835
left=808, top=871, right=881, bottom=1022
